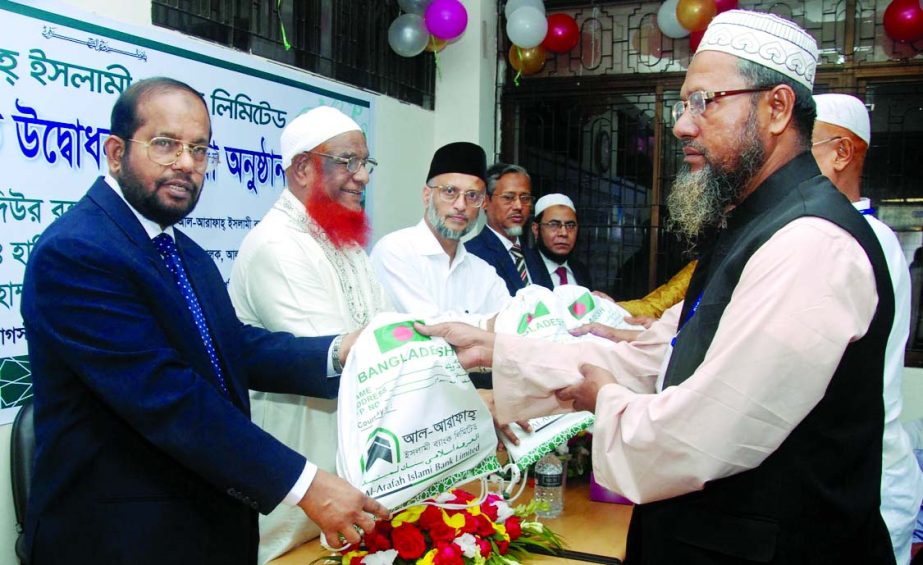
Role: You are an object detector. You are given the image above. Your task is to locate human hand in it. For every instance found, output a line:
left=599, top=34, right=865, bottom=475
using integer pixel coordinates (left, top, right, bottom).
left=570, top=322, right=642, bottom=344
left=477, top=389, right=532, bottom=446
left=591, top=290, right=615, bottom=303
left=624, top=315, right=656, bottom=329
left=297, top=469, right=389, bottom=547
left=414, top=321, right=495, bottom=371
left=338, top=328, right=364, bottom=367
left=555, top=363, right=617, bottom=413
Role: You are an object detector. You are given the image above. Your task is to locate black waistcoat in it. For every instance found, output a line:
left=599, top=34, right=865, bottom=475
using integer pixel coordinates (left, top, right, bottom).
left=624, top=153, right=896, bottom=564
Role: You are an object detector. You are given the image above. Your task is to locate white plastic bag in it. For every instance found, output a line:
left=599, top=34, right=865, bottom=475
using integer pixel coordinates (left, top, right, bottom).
left=337, top=313, right=501, bottom=511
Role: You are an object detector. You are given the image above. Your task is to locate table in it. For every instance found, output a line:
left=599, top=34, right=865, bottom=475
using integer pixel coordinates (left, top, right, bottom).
left=269, top=479, right=632, bottom=564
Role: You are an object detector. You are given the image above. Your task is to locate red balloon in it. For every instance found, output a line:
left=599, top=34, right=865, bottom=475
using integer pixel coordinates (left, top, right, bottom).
left=542, top=13, right=580, bottom=53
left=883, top=0, right=923, bottom=42
left=714, top=0, right=738, bottom=14
left=689, top=29, right=705, bottom=52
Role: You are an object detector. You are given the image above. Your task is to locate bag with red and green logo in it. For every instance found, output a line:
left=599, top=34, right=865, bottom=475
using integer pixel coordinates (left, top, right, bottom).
left=336, top=312, right=500, bottom=511
left=553, top=285, right=641, bottom=331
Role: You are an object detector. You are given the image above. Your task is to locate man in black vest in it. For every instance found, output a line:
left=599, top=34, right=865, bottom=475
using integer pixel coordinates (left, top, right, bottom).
left=419, top=10, right=896, bottom=564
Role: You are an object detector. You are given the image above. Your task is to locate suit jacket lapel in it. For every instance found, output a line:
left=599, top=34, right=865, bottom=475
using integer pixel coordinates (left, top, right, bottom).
left=485, top=229, right=521, bottom=289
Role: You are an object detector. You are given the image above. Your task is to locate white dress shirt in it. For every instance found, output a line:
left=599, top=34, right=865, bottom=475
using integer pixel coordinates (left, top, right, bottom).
left=538, top=250, right=575, bottom=288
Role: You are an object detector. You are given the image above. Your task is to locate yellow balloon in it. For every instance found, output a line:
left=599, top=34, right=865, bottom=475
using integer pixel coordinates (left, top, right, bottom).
left=508, top=44, right=547, bottom=76
left=676, top=0, right=717, bottom=32
left=425, top=35, right=449, bottom=53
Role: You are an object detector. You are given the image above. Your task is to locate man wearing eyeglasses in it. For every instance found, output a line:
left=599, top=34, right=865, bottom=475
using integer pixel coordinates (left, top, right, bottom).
left=812, top=93, right=923, bottom=565
left=228, top=106, right=390, bottom=563
left=420, top=11, right=898, bottom=563
left=530, top=193, right=592, bottom=289
left=370, top=142, right=510, bottom=321
left=20, top=78, right=388, bottom=565
left=466, top=163, right=553, bottom=295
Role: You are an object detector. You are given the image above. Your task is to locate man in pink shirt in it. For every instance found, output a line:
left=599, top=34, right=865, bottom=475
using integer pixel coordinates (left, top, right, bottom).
left=421, top=10, right=897, bottom=564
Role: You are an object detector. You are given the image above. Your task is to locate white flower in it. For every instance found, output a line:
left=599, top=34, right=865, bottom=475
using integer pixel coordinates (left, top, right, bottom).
left=362, top=549, right=398, bottom=565
left=454, top=533, right=480, bottom=558
left=494, top=500, right=515, bottom=523
left=434, top=492, right=457, bottom=504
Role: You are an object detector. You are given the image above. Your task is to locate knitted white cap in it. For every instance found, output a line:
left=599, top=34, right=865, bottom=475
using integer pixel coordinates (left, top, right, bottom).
left=280, top=106, right=362, bottom=169
left=535, top=193, right=576, bottom=216
left=697, top=10, right=818, bottom=90
left=813, top=93, right=871, bottom=145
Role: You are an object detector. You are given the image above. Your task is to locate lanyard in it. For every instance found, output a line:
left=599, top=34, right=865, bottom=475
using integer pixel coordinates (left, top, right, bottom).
left=671, top=292, right=703, bottom=347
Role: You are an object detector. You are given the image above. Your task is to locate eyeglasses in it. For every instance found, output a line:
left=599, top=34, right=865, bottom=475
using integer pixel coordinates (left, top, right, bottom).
left=812, top=136, right=844, bottom=147
left=672, top=88, right=773, bottom=123
left=309, top=151, right=377, bottom=175
left=493, top=192, right=533, bottom=205
left=427, top=184, right=486, bottom=207
left=129, top=137, right=219, bottom=173
left=539, top=220, right=578, bottom=232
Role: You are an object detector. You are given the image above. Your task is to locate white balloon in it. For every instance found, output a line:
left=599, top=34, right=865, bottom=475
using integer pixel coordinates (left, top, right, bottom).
left=506, top=6, right=549, bottom=49
left=504, top=0, right=545, bottom=19
left=398, top=0, right=433, bottom=15
left=388, top=14, right=429, bottom=57
left=657, top=0, right=690, bottom=39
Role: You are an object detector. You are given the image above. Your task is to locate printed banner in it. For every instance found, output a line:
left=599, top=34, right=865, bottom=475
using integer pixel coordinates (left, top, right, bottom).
left=0, top=0, right=375, bottom=421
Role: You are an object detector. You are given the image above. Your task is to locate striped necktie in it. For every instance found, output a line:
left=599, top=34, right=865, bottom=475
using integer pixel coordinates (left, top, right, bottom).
left=153, top=233, right=229, bottom=396
left=510, top=244, right=529, bottom=285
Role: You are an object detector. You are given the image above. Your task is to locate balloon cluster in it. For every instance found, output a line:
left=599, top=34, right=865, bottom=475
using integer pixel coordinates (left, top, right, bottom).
left=505, top=1, right=580, bottom=80
left=388, top=0, right=468, bottom=58
left=656, top=0, right=737, bottom=52
left=883, top=0, right=923, bottom=43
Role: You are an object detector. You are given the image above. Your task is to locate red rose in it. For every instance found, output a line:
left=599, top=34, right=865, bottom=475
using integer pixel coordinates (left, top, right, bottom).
left=496, top=539, right=510, bottom=555
left=460, top=512, right=479, bottom=534
left=434, top=541, right=464, bottom=565
left=419, top=505, right=444, bottom=531
left=474, top=515, right=496, bottom=537
left=392, top=523, right=427, bottom=560
left=504, top=516, right=522, bottom=540
left=449, top=489, right=475, bottom=504
left=477, top=538, right=492, bottom=557
left=349, top=557, right=364, bottom=565
left=428, top=519, right=458, bottom=543
left=479, top=500, right=499, bottom=522
left=365, top=530, right=392, bottom=553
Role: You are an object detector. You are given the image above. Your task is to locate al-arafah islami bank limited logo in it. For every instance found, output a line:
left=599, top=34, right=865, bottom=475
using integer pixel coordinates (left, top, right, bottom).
left=374, top=320, right=431, bottom=354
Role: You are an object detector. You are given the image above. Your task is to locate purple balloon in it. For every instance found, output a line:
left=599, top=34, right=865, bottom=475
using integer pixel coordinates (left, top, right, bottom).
left=424, top=0, right=468, bottom=41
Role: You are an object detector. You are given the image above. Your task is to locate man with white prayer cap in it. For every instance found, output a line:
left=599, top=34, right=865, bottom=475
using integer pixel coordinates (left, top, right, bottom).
left=229, top=105, right=390, bottom=563
left=813, top=93, right=923, bottom=565
left=419, top=10, right=898, bottom=563
left=530, top=193, right=593, bottom=288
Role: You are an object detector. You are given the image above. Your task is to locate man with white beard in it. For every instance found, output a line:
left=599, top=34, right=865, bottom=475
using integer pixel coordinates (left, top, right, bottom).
left=229, top=106, right=390, bottom=563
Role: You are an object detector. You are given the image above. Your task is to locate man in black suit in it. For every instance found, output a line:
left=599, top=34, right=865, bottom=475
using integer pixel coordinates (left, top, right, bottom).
left=20, top=77, right=387, bottom=565
left=466, top=163, right=553, bottom=295
left=532, top=193, right=592, bottom=288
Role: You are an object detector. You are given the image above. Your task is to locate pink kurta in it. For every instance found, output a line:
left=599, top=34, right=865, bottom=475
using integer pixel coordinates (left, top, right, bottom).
left=493, top=217, right=877, bottom=504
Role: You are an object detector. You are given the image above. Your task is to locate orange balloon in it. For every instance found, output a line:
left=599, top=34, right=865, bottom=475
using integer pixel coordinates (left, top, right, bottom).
left=676, top=0, right=717, bottom=32
left=425, top=35, right=449, bottom=52
left=509, top=44, right=547, bottom=76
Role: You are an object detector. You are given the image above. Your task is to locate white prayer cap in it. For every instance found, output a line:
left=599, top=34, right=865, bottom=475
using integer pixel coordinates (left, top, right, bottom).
left=697, top=10, right=818, bottom=91
left=280, top=106, right=362, bottom=169
left=813, top=93, right=870, bottom=145
left=535, top=193, right=576, bottom=216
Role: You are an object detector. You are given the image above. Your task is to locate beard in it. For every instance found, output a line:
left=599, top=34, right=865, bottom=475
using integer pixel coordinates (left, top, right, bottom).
left=536, top=236, right=568, bottom=264
left=667, top=107, right=766, bottom=243
left=118, top=152, right=202, bottom=227
left=504, top=225, right=523, bottom=237
left=305, top=168, right=370, bottom=249
left=425, top=198, right=475, bottom=241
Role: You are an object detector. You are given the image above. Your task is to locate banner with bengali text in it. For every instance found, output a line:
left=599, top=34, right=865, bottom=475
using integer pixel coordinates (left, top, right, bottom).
left=0, top=0, right=375, bottom=422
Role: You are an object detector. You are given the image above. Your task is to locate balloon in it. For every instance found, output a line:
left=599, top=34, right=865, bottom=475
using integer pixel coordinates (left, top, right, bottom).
left=542, top=13, right=580, bottom=53
left=714, top=0, right=738, bottom=14
left=676, top=0, right=717, bottom=32
left=689, top=29, right=705, bottom=52
left=388, top=14, right=429, bottom=57
left=425, top=0, right=468, bottom=41
left=883, top=0, right=923, bottom=42
left=657, top=0, right=690, bottom=38
left=508, top=44, right=547, bottom=75
left=505, top=0, right=546, bottom=19
left=424, top=35, right=449, bottom=52
left=507, top=6, right=549, bottom=49
left=398, top=0, right=432, bottom=15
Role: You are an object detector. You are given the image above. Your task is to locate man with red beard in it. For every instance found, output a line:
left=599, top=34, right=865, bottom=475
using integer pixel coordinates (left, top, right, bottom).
left=420, top=11, right=898, bottom=563
left=229, top=106, right=390, bottom=564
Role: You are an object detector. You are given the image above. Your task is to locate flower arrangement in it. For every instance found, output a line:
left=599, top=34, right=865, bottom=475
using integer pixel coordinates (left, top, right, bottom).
left=316, top=489, right=564, bottom=565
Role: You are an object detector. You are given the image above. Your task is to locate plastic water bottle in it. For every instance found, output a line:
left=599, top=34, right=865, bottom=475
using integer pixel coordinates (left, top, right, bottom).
left=533, top=451, right=564, bottom=518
